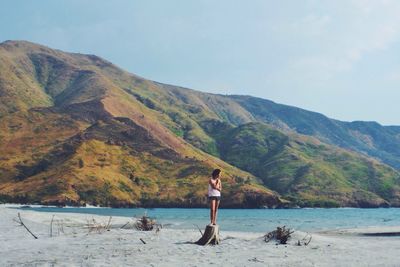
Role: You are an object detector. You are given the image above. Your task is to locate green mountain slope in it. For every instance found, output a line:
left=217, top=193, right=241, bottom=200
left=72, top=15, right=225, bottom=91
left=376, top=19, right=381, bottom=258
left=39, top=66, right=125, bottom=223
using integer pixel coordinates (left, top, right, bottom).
left=207, top=122, right=400, bottom=207
left=0, top=41, right=281, bottom=208
left=230, top=95, right=400, bottom=169
left=1, top=40, right=400, bottom=208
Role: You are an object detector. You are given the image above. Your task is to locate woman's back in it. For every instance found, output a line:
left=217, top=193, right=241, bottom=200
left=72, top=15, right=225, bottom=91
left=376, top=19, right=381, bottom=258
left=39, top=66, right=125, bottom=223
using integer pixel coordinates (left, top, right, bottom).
left=208, top=179, right=221, bottom=197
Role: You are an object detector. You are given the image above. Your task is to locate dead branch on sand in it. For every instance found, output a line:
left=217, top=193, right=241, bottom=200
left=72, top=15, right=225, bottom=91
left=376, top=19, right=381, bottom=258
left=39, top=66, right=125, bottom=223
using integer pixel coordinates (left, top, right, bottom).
left=57, top=219, right=64, bottom=234
left=135, top=215, right=157, bottom=231
left=264, top=226, right=294, bottom=245
left=105, top=216, right=112, bottom=231
left=15, top=212, right=38, bottom=239
left=120, top=221, right=131, bottom=229
left=296, top=233, right=312, bottom=246
left=194, top=224, right=203, bottom=236
left=86, top=216, right=113, bottom=234
left=49, top=215, right=65, bottom=237
left=50, top=215, right=55, bottom=237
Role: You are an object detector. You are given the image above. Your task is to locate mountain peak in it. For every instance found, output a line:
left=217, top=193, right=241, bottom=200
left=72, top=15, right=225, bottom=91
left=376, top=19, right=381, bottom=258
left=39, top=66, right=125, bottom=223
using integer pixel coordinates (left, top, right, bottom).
left=0, top=40, right=51, bottom=51
left=1, top=41, right=400, bottom=208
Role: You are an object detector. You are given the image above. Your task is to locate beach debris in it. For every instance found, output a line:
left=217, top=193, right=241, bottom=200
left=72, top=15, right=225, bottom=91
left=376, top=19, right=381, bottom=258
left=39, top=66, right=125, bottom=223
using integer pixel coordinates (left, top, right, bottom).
left=56, top=218, right=65, bottom=235
left=296, top=233, right=312, bottom=246
left=105, top=216, right=112, bottom=231
left=140, top=238, right=147, bottom=244
left=221, top=236, right=236, bottom=241
left=194, top=224, right=203, bottom=236
left=264, top=226, right=294, bottom=245
left=14, top=212, right=38, bottom=239
left=195, top=224, right=220, bottom=245
left=48, top=215, right=64, bottom=237
left=248, top=257, right=264, bottom=263
left=50, top=215, right=55, bottom=237
left=135, top=215, right=156, bottom=231
left=120, top=220, right=132, bottom=229
left=86, top=216, right=112, bottom=234
left=121, top=216, right=141, bottom=230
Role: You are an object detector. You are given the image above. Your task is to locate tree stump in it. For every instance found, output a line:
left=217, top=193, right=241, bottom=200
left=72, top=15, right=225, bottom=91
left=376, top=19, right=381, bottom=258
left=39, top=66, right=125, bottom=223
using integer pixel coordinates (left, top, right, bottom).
left=195, top=224, right=220, bottom=245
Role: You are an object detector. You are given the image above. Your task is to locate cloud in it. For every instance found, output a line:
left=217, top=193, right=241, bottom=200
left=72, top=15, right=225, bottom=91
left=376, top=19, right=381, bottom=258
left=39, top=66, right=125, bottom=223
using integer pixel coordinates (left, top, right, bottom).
left=284, top=0, right=400, bottom=83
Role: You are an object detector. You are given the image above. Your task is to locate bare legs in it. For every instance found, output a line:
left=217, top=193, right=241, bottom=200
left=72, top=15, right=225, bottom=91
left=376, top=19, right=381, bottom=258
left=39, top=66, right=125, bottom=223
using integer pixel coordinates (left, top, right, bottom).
left=210, top=199, right=220, bottom=225
left=215, top=199, right=220, bottom=224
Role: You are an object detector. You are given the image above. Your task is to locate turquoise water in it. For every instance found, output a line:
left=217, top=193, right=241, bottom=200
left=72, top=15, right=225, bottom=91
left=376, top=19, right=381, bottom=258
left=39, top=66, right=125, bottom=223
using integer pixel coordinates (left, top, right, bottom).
left=21, top=207, right=400, bottom=232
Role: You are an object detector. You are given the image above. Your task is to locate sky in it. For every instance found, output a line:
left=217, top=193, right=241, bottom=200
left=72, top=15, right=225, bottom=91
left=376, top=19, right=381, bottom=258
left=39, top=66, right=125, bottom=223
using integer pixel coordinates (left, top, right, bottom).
left=1, top=0, right=400, bottom=125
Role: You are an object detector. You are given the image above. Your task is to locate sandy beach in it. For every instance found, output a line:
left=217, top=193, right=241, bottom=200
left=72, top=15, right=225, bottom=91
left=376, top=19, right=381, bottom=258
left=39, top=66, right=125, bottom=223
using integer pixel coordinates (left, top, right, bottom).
left=1, top=205, right=399, bottom=267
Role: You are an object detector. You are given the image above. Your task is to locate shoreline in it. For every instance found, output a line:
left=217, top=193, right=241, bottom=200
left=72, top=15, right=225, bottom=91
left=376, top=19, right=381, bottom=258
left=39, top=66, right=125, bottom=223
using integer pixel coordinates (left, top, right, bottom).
left=4, top=203, right=400, bottom=233
left=3, top=203, right=400, bottom=210
left=1, top=205, right=400, bottom=266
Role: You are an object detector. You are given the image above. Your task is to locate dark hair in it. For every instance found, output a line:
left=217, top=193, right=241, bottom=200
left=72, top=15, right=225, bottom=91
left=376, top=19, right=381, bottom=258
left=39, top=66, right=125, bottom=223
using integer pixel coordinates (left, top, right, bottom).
left=212, top=169, right=221, bottom=179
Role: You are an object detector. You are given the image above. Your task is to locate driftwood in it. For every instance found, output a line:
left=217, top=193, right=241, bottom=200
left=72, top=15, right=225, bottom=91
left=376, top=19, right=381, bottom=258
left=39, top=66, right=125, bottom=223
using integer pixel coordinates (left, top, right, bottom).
left=120, top=221, right=131, bottom=229
left=120, top=217, right=139, bottom=229
left=194, top=224, right=203, bottom=236
left=50, top=215, right=55, bottom=237
left=57, top=219, right=64, bottom=234
left=50, top=216, right=64, bottom=237
left=86, top=216, right=112, bottom=234
left=105, top=216, right=112, bottom=231
left=297, top=233, right=312, bottom=246
left=195, top=224, right=220, bottom=245
left=264, top=226, right=294, bottom=244
left=122, top=215, right=161, bottom=231
left=15, top=212, right=38, bottom=239
left=135, top=215, right=156, bottom=231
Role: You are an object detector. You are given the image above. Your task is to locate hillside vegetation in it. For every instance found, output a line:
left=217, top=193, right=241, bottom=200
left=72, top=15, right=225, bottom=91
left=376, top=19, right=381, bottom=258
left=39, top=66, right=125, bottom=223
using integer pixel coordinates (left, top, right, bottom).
left=0, top=41, right=281, bottom=208
left=209, top=122, right=400, bottom=207
left=1, top=40, right=400, bottom=208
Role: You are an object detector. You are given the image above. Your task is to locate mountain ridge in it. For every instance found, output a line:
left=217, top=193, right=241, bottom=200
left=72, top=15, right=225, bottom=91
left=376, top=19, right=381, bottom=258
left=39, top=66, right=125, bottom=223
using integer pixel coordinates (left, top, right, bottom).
left=1, top=40, right=400, bottom=208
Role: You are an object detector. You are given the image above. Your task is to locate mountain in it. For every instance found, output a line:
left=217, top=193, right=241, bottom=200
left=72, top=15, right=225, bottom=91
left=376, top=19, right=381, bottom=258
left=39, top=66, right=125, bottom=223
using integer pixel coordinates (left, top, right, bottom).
left=230, top=95, right=400, bottom=170
left=0, top=40, right=400, bottom=208
left=208, top=122, right=400, bottom=207
left=0, top=40, right=281, bottom=208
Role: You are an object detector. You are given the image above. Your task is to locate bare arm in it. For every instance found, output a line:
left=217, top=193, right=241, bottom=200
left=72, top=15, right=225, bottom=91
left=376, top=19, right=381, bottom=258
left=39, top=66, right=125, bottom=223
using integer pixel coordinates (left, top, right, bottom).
left=209, top=179, right=221, bottom=191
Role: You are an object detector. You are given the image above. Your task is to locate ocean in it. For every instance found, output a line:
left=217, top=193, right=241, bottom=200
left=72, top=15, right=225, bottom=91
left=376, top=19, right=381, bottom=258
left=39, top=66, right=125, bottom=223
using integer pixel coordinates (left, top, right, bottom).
left=19, top=207, right=400, bottom=232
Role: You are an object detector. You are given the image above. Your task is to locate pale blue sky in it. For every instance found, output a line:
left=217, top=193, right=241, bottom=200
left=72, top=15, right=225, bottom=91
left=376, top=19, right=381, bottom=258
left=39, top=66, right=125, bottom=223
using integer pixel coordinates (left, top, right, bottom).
left=2, top=0, right=400, bottom=125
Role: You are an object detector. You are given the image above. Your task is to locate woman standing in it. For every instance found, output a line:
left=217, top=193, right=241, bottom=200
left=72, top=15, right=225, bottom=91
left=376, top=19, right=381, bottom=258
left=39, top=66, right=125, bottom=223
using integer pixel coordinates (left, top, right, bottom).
left=208, top=169, right=222, bottom=225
